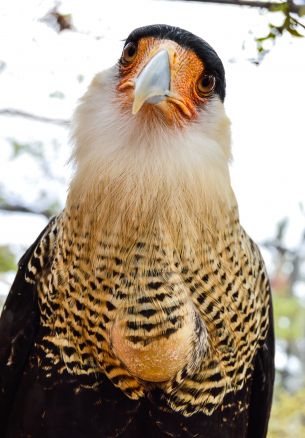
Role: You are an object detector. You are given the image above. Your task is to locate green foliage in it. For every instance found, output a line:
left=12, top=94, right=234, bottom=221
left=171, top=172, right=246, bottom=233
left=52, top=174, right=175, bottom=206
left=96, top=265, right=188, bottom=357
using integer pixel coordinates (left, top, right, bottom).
left=263, top=215, right=305, bottom=436
left=268, top=389, right=305, bottom=437
left=256, top=1, right=304, bottom=59
left=9, top=139, right=45, bottom=161
left=299, top=6, right=305, bottom=18
left=43, top=200, right=62, bottom=217
left=7, top=138, right=61, bottom=185
left=275, top=217, right=288, bottom=241
left=49, top=90, right=65, bottom=99
left=0, top=192, right=6, bottom=205
left=0, top=246, right=16, bottom=272
left=273, top=295, right=305, bottom=341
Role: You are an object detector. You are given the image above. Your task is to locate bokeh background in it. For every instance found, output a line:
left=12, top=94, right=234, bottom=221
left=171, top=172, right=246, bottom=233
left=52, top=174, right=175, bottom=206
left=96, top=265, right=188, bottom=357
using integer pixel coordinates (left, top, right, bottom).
left=0, top=0, right=305, bottom=435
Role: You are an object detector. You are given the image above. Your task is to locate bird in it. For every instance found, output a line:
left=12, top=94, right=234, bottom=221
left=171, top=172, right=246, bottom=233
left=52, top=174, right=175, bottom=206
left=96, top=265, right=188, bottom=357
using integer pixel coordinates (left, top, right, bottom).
left=0, top=24, right=274, bottom=438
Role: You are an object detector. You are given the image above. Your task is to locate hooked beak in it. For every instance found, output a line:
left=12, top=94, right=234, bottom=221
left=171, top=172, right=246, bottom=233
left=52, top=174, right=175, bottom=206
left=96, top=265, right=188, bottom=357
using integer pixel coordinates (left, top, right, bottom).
left=132, top=49, right=171, bottom=115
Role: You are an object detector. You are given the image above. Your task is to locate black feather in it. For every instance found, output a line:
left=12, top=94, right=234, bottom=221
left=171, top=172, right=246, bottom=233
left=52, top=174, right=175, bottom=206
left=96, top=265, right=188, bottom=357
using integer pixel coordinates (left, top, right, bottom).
left=0, top=220, right=54, bottom=437
left=247, top=298, right=275, bottom=438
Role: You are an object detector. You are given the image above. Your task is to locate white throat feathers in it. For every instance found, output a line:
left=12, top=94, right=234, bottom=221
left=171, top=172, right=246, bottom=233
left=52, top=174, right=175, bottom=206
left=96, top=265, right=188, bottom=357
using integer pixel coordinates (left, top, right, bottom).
left=68, top=66, right=236, bottom=259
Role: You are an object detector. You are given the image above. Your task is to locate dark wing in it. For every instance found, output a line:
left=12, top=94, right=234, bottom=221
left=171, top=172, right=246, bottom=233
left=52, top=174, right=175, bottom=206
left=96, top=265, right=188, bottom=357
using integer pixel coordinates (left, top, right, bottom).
left=247, top=293, right=275, bottom=438
left=0, top=218, right=145, bottom=438
left=0, top=219, right=55, bottom=437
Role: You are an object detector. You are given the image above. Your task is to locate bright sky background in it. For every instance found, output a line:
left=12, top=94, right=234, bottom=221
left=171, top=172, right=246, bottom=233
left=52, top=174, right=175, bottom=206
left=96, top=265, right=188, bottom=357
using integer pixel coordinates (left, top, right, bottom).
left=0, top=0, right=305, bottom=295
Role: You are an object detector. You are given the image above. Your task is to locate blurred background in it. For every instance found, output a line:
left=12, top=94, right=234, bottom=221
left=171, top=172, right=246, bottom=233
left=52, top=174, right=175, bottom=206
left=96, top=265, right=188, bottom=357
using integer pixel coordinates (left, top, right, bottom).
left=0, top=0, right=305, bottom=435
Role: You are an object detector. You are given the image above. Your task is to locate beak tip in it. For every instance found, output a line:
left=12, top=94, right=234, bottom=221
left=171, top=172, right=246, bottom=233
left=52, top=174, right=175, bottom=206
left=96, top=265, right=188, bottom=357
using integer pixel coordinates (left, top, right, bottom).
left=132, top=101, right=141, bottom=115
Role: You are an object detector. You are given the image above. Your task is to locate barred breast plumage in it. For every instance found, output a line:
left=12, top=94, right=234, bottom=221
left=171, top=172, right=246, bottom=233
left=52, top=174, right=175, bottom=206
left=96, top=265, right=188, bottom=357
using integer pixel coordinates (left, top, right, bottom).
left=28, top=202, right=270, bottom=417
left=0, top=24, right=274, bottom=438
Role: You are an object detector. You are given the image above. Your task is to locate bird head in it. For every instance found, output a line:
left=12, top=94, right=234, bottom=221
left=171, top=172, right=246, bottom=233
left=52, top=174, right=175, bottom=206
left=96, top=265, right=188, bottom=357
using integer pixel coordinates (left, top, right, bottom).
left=71, top=25, right=235, bottom=240
left=118, top=25, right=226, bottom=126
left=73, top=24, right=229, bottom=143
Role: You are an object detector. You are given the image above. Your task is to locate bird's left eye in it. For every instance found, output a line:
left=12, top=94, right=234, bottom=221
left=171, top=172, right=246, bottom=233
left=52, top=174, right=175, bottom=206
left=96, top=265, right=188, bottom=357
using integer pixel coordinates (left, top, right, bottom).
left=197, top=75, right=216, bottom=97
left=122, top=42, right=137, bottom=64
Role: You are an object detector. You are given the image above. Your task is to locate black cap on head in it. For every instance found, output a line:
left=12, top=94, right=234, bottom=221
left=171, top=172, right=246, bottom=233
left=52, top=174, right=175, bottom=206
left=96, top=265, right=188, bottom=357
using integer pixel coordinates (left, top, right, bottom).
left=124, top=24, right=226, bottom=102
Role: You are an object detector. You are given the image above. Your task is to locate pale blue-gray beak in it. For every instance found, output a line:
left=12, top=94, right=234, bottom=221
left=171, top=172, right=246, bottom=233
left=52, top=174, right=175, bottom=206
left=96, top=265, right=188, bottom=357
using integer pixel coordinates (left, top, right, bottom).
left=132, top=49, right=171, bottom=115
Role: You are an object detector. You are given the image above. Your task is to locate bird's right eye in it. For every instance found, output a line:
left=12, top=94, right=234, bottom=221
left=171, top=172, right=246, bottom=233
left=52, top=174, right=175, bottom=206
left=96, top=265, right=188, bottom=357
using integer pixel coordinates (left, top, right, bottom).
left=121, top=42, right=137, bottom=64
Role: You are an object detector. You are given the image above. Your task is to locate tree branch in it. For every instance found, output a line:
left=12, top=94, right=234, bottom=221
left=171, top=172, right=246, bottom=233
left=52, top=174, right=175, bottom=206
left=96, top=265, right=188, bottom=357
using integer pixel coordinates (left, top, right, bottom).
left=261, top=240, right=295, bottom=255
left=290, top=15, right=305, bottom=30
left=169, top=0, right=302, bottom=15
left=0, top=203, right=53, bottom=219
left=0, top=108, right=70, bottom=127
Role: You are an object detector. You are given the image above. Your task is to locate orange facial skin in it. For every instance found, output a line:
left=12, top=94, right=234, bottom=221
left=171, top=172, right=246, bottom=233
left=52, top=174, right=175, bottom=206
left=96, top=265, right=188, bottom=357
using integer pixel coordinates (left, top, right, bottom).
left=117, top=37, right=209, bottom=127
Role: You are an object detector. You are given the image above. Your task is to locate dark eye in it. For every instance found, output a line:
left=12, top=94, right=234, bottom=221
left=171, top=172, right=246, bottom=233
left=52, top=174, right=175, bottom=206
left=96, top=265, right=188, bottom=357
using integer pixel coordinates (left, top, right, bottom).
left=197, top=75, right=216, bottom=96
left=122, top=42, right=137, bottom=64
